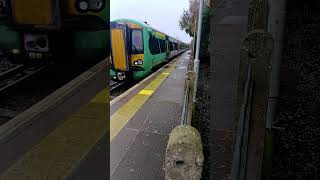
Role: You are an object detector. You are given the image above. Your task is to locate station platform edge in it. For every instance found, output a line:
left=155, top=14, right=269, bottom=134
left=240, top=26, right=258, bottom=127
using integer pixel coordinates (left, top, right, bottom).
left=0, top=59, right=108, bottom=180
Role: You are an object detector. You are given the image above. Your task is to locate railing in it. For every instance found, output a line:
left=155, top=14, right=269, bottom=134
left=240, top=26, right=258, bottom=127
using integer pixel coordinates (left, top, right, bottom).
left=230, top=0, right=276, bottom=179
left=231, top=64, right=253, bottom=180
left=231, top=29, right=274, bottom=180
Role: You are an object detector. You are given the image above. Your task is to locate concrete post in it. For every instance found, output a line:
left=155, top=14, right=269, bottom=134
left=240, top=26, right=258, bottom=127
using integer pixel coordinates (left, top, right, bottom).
left=164, top=125, right=204, bottom=180
left=233, top=29, right=274, bottom=180
left=182, top=71, right=195, bottom=125
left=188, top=60, right=194, bottom=71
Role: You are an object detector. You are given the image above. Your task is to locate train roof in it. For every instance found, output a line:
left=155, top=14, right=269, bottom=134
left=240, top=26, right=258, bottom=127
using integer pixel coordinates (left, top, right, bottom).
left=112, top=18, right=186, bottom=44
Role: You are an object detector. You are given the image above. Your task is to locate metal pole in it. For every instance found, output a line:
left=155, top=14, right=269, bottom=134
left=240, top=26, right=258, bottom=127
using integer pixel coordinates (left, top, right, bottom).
left=192, top=18, right=197, bottom=57
left=231, top=65, right=252, bottom=180
left=266, top=0, right=287, bottom=129
left=193, top=0, right=204, bottom=102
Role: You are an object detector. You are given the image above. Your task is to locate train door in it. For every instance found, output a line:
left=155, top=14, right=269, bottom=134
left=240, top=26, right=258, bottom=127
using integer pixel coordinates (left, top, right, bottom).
left=110, top=22, right=130, bottom=80
left=165, top=38, right=169, bottom=58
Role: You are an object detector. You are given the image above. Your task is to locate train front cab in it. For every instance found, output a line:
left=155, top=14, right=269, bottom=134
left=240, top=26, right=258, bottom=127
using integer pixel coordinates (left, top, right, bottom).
left=110, top=21, right=145, bottom=81
left=0, top=0, right=109, bottom=65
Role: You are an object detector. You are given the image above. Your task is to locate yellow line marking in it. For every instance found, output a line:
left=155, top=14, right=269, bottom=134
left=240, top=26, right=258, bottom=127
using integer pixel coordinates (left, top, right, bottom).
left=138, top=90, right=154, bottom=96
left=110, top=61, right=178, bottom=141
left=110, top=52, right=187, bottom=106
left=0, top=89, right=108, bottom=179
left=162, top=72, right=170, bottom=75
left=91, top=88, right=108, bottom=103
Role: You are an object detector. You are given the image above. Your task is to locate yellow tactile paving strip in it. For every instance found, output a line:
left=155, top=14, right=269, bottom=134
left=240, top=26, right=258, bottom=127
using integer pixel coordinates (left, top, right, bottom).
left=0, top=89, right=107, bottom=180
left=110, top=60, right=178, bottom=141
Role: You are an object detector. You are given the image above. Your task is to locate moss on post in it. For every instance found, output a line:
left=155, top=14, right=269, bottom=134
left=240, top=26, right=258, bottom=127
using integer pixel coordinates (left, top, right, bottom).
left=164, top=125, right=203, bottom=180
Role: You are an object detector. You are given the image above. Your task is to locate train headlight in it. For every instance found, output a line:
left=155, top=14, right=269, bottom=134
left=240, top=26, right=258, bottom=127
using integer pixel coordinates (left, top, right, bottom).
left=88, top=0, right=104, bottom=11
left=75, top=0, right=89, bottom=13
left=134, top=59, right=143, bottom=66
left=75, top=0, right=104, bottom=13
left=11, top=49, right=20, bottom=54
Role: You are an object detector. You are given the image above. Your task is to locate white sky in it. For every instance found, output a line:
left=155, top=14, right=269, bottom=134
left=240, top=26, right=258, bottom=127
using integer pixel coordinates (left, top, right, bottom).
left=110, top=0, right=192, bottom=43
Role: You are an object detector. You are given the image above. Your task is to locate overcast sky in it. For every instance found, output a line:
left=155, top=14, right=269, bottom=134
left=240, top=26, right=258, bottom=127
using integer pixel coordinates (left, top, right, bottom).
left=110, top=0, right=192, bottom=43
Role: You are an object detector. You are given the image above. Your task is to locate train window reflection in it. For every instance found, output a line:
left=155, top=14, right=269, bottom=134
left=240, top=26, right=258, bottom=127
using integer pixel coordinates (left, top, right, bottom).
left=0, top=0, right=7, bottom=18
left=131, top=30, right=144, bottom=54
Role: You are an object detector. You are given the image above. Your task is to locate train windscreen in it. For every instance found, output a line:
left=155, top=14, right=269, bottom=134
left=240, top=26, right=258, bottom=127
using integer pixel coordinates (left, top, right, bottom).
left=131, top=29, right=144, bottom=54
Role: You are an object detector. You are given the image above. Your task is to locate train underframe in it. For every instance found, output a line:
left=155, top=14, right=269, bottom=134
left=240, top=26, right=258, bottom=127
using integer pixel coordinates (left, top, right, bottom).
left=0, top=25, right=109, bottom=67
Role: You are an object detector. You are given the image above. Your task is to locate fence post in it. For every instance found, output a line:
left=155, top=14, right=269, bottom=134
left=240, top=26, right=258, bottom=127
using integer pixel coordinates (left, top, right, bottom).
left=231, top=29, right=274, bottom=180
left=181, top=71, right=195, bottom=125
left=188, top=60, right=194, bottom=72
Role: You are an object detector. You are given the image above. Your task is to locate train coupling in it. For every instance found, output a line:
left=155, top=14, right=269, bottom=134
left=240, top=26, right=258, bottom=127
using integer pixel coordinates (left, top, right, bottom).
left=117, top=72, right=126, bottom=81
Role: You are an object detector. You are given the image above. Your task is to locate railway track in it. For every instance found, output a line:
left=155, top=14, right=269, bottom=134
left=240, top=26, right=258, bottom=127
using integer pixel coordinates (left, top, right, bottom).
left=0, top=58, right=49, bottom=93
left=110, top=80, right=125, bottom=92
left=0, top=56, right=50, bottom=125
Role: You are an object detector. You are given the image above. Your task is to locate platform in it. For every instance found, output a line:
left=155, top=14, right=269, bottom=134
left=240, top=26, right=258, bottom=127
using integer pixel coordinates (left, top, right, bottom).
left=0, top=59, right=108, bottom=180
left=210, top=0, right=250, bottom=178
left=110, top=51, right=190, bottom=179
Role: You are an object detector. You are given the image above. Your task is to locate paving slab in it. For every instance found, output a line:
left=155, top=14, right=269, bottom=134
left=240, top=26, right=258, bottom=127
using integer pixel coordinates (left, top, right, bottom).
left=141, top=101, right=181, bottom=135
left=111, top=132, right=168, bottom=180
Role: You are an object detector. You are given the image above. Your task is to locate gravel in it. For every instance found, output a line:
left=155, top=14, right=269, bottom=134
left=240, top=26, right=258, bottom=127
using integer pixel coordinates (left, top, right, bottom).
left=271, top=1, right=320, bottom=179
left=193, top=59, right=210, bottom=180
left=0, top=57, right=15, bottom=73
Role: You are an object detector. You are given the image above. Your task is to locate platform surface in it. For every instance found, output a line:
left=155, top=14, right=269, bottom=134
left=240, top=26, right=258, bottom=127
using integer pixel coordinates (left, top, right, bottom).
left=0, top=59, right=108, bottom=180
left=110, top=51, right=190, bottom=179
left=210, top=0, right=249, bottom=178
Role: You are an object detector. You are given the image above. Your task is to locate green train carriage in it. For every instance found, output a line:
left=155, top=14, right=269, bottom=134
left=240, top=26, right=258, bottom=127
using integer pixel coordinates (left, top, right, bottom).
left=0, top=0, right=109, bottom=66
left=110, top=18, right=188, bottom=81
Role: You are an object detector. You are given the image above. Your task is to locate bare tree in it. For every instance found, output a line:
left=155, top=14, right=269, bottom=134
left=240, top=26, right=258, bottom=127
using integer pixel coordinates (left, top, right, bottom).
left=179, top=0, right=210, bottom=59
left=179, top=0, right=201, bottom=37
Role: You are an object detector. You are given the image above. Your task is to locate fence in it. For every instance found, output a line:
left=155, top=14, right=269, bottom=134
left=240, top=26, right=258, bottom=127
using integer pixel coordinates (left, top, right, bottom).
left=230, top=0, right=278, bottom=179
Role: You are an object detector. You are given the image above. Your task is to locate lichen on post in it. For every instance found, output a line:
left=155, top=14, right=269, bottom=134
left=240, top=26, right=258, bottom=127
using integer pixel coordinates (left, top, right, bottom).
left=164, top=125, right=204, bottom=180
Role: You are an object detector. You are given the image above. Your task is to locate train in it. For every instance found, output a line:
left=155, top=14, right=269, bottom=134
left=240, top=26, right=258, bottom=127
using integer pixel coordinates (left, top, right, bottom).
left=110, top=19, right=189, bottom=81
left=0, top=0, right=109, bottom=66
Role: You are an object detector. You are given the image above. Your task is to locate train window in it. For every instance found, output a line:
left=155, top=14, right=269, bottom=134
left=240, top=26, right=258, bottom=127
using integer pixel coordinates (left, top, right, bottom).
left=0, top=0, right=8, bottom=18
left=169, top=42, right=173, bottom=51
left=159, top=39, right=166, bottom=53
left=166, top=42, right=168, bottom=51
left=149, top=34, right=160, bottom=55
left=131, top=29, right=144, bottom=54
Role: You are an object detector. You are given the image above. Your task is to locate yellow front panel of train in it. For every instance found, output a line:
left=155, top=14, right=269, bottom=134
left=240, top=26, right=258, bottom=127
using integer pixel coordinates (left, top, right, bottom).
left=111, top=29, right=128, bottom=71
left=12, top=0, right=53, bottom=25
left=131, top=54, right=144, bottom=65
